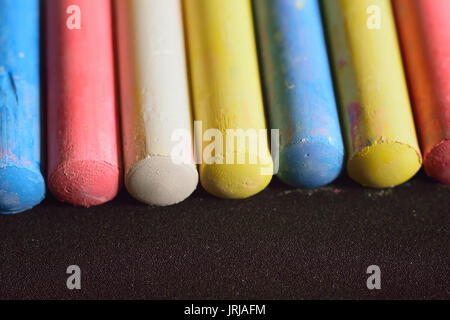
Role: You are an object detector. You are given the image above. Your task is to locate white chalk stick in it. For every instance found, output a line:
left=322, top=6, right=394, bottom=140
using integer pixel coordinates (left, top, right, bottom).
left=115, top=0, right=198, bottom=206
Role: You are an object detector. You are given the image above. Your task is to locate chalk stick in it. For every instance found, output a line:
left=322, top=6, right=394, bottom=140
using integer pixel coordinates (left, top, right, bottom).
left=393, top=0, right=450, bottom=184
left=254, top=0, right=344, bottom=188
left=0, top=0, right=45, bottom=214
left=322, top=0, right=422, bottom=188
left=184, top=0, right=273, bottom=199
left=115, top=0, right=198, bottom=206
left=46, top=0, right=121, bottom=207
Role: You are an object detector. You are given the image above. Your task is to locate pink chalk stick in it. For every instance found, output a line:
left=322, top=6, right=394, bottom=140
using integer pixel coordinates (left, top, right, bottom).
left=46, top=0, right=121, bottom=207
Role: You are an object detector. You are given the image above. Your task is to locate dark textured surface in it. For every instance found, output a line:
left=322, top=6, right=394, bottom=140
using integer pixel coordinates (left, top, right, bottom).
left=0, top=170, right=448, bottom=300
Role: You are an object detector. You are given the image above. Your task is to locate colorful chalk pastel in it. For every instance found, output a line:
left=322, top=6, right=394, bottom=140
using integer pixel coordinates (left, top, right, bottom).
left=0, top=0, right=45, bottom=214
left=393, top=0, right=450, bottom=184
left=322, top=0, right=422, bottom=188
left=46, top=0, right=121, bottom=207
left=184, top=0, right=273, bottom=199
left=254, top=0, right=344, bottom=188
left=115, top=0, right=198, bottom=206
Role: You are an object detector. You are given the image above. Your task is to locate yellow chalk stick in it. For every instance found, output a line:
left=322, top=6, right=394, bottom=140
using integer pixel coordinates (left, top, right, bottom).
left=183, top=0, right=273, bottom=199
left=322, top=0, right=422, bottom=188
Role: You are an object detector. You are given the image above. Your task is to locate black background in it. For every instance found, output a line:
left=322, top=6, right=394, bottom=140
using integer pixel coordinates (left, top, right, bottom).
left=0, top=170, right=448, bottom=300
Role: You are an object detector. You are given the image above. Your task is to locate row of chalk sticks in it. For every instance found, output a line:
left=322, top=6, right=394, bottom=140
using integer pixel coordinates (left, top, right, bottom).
left=0, top=0, right=449, bottom=215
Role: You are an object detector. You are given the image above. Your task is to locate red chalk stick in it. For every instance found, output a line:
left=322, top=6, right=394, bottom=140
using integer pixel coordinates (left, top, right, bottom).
left=46, top=0, right=121, bottom=206
left=394, top=0, right=450, bottom=184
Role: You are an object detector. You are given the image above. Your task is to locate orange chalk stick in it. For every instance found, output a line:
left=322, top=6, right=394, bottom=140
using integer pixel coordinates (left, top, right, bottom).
left=394, top=0, right=450, bottom=183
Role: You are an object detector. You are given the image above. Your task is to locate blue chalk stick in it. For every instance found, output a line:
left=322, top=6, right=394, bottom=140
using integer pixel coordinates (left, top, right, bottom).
left=0, top=0, right=45, bottom=214
left=254, top=0, right=344, bottom=188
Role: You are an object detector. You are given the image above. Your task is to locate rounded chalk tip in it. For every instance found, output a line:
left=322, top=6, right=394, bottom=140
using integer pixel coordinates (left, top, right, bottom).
left=348, top=141, right=422, bottom=188
left=0, top=166, right=45, bottom=214
left=424, top=139, right=450, bottom=184
left=125, top=155, right=198, bottom=206
left=277, top=138, right=344, bottom=188
left=48, top=160, right=121, bottom=207
left=200, top=157, right=273, bottom=199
